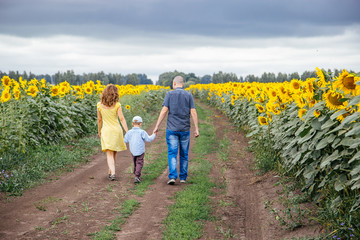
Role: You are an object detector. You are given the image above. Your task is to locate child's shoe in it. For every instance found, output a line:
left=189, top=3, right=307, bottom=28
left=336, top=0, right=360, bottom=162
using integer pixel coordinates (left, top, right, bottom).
left=134, top=177, right=141, bottom=184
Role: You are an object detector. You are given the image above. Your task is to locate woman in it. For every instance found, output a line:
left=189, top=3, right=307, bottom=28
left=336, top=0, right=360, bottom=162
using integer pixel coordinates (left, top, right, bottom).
left=97, top=84, right=128, bottom=181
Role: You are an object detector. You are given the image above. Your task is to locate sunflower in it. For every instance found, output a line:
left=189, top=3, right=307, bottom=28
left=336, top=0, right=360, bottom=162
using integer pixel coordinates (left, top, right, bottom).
left=51, top=86, right=60, bottom=97
left=84, top=86, right=93, bottom=95
left=13, top=88, right=21, bottom=100
left=258, top=116, right=269, bottom=125
left=207, top=97, right=210, bottom=101
left=333, top=69, right=357, bottom=95
left=221, top=98, right=225, bottom=103
left=268, top=89, right=278, bottom=101
left=27, top=85, right=38, bottom=97
left=315, top=67, right=326, bottom=87
left=255, top=104, right=265, bottom=113
left=298, top=108, right=307, bottom=120
left=1, top=89, right=11, bottom=103
left=266, top=112, right=272, bottom=122
left=1, top=76, right=12, bottom=87
left=290, top=79, right=301, bottom=93
left=313, top=110, right=321, bottom=118
left=125, top=105, right=131, bottom=110
left=323, top=90, right=347, bottom=111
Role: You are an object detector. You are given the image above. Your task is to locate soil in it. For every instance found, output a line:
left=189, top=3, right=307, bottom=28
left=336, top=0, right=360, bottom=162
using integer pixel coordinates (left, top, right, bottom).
left=0, top=101, right=322, bottom=240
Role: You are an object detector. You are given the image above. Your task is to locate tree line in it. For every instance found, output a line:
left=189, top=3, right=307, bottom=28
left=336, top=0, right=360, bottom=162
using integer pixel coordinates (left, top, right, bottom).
left=0, top=68, right=351, bottom=87
left=156, top=68, right=348, bottom=87
left=0, top=70, right=153, bottom=85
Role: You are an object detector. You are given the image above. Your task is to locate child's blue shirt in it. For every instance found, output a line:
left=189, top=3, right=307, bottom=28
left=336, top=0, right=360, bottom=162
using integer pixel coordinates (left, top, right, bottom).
left=124, top=127, right=155, bottom=156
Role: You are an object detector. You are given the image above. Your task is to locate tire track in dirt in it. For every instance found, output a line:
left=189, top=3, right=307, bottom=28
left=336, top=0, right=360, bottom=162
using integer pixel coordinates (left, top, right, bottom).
left=0, top=119, right=170, bottom=239
left=198, top=102, right=321, bottom=240
left=116, top=121, right=196, bottom=240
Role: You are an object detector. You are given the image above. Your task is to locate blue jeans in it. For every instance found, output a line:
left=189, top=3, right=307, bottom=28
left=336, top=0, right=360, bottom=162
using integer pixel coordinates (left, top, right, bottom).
left=166, top=129, right=190, bottom=180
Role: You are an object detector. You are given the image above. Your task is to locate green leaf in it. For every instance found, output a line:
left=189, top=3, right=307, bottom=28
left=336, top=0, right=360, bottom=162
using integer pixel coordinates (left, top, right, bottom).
left=341, top=112, right=360, bottom=126
left=349, top=151, right=360, bottom=164
left=349, top=139, right=360, bottom=149
left=330, top=109, right=347, bottom=120
left=351, top=180, right=360, bottom=190
left=320, top=150, right=339, bottom=168
left=334, top=174, right=348, bottom=191
left=340, top=137, right=359, bottom=147
left=311, top=118, right=322, bottom=130
left=299, top=127, right=311, bottom=138
left=315, top=136, right=333, bottom=150
left=345, top=125, right=360, bottom=137
left=347, top=95, right=360, bottom=106
left=350, top=164, right=360, bottom=176
left=321, top=119, right=336, bottom=130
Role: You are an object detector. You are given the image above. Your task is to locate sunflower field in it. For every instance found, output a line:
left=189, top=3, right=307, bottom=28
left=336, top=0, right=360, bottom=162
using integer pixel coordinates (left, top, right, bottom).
left=0, top=76, right=168, bottom=194
left=188, top=68, right=360, bottom=237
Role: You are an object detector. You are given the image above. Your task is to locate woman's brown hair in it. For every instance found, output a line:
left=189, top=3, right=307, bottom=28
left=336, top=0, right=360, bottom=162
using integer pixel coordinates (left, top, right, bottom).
left=101, top=84, right=119, bottom=107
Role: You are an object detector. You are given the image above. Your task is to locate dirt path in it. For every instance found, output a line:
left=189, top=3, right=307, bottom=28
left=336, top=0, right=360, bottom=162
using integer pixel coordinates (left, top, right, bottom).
left=0, top=118, right=172, bottom=239
left=0, top=100, right=320, bottom=240
left=198, top=102, right=321, bottom=240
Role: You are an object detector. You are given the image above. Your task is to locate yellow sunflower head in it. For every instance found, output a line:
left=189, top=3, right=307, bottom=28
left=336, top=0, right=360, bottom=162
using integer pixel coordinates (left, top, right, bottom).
left=125, top=105, right=131, bottom=110
left=1, top=89, right=11, bottom=103
left=313, top=110, right=321, bottom=118
left=27, top=85, right=38, bottom=97
left=266, top=112, right=272, bottom=122
left=298, top=108, right=307, bottom=120
left=84, top=86, right=93, bottom=95
left=315, top=67, right=326, bottom=87
left=1, top=76, right=12, bottom=87
left=323, top=90, right=347, bottom=111
left=258, top=116, right=269, bottom=126
left=290, top=79, right=301, bottom=93
left=255, top=104, right=265, bottom=113
left=333, top=69, right=357, bottom=95
left=221, top=98, right=225, bottom=103
left=51, top=86, right=60, bottom=97
left=13, top=89, right=21, bottom=100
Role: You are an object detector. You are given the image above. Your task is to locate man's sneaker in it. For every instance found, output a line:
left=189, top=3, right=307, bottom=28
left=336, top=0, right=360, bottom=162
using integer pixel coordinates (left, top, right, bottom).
left=109, top=174, right=116, bottom=181
left=167, top=179, right=176, bottom=185
left=180, top=179, right=186, bottom=183
left=134, top=177, right=141, bottom=184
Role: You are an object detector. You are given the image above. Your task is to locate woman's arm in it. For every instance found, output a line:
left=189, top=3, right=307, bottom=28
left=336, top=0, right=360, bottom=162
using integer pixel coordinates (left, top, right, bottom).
left=117, top=106, right=129, bottom=133
left=97, top=108, right=102, bottom=137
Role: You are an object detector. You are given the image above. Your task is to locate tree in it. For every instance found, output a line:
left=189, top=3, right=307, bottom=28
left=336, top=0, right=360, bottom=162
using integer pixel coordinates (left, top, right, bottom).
left=200, top=75, right=211, bottom=84
left=125, top=74, right=140, bottom=85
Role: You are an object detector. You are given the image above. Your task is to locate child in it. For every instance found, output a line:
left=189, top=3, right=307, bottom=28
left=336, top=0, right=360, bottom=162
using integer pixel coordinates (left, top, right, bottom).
left=97, top=84, right=128, bottom=181
left=124, top=116, right=156, bottom=183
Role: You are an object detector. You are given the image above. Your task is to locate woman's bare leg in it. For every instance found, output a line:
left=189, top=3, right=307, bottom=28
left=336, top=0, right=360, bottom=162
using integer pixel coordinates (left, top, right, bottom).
left=106, top=150, right=116, bottom=175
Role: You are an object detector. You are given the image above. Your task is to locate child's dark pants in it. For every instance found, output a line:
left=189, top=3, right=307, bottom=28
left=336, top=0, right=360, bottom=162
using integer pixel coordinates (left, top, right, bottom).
left=132, top=153, right=145, bottom=178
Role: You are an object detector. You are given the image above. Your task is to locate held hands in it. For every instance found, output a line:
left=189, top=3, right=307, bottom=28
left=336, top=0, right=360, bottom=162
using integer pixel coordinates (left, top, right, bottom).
left=153, top=126, right=159, bottom=135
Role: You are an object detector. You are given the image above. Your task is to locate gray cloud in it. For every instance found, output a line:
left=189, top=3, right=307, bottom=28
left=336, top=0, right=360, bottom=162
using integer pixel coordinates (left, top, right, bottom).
left=1, top=0, right=359, bottom=39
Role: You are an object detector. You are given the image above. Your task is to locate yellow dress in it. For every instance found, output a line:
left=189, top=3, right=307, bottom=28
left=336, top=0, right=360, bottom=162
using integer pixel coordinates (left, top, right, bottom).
left=97, top=102, right=127, bottom=152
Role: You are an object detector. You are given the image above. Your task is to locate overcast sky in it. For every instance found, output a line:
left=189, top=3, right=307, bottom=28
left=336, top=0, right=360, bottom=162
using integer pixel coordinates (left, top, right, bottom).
left=0, top=0, right=359, bottom=81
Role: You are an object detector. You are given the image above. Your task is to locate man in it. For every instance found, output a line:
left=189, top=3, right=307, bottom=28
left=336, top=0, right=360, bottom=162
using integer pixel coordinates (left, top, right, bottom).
left=153, top=76, right=199, bottom=185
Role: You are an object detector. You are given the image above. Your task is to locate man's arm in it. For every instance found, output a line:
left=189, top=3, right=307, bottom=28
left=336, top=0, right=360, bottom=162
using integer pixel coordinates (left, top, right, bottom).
left=153, top=106, right=169, bottom=134
left=191, top=108, right=199, bottom=138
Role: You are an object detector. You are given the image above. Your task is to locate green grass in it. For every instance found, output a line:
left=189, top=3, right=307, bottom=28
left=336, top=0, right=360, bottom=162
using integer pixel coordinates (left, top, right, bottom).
left=90, top=199, right=140, bottom=240
left=217, top=136, right=231, bottom=162
left=162, top=103, right=217, bottom=240
left=0, top=136, right=100, bottom=195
